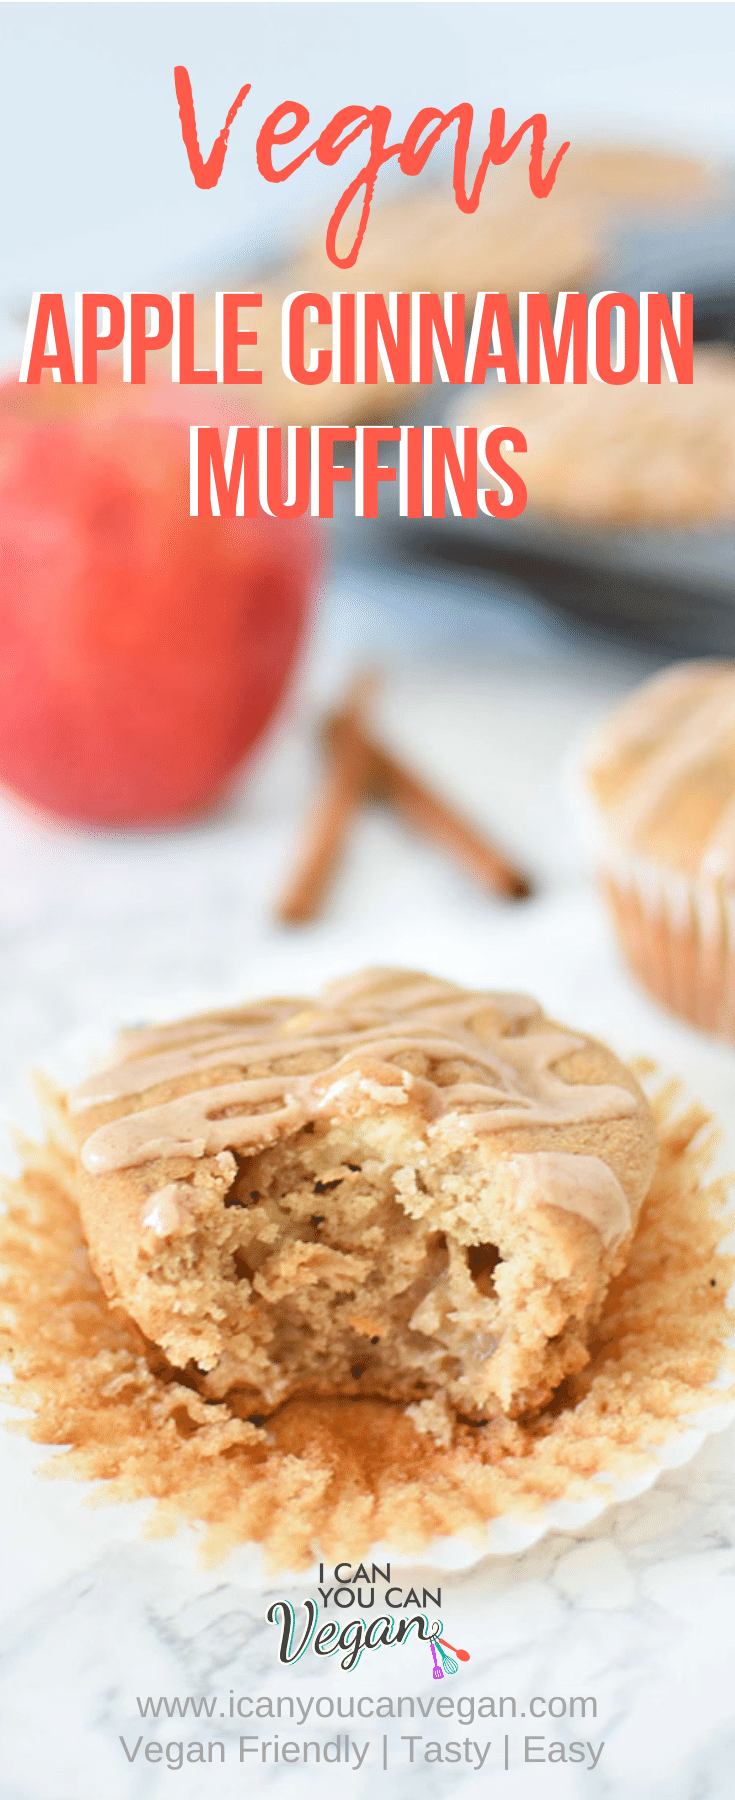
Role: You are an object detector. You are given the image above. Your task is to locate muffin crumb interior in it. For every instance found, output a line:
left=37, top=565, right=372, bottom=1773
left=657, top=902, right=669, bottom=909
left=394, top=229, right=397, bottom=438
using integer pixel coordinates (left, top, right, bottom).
left=1, top=1083, right=732, bottom=1570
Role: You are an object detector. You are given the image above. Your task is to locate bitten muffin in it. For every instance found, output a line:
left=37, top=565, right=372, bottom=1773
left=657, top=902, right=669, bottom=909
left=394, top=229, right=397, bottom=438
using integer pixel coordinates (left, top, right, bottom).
left=62, top=970, right=657, bottom=1425
left=585, top=661, right=735, bottom=1039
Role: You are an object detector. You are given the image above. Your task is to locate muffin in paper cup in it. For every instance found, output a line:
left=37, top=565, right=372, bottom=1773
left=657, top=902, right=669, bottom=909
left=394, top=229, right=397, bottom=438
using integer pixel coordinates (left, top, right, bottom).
left=583, top=659, right=735, bottom=1040
left=2, top=998, right=735, bottom=1572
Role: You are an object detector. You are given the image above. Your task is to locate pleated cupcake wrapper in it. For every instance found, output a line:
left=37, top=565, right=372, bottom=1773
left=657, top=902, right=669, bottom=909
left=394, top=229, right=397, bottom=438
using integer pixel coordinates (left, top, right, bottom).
left=597, top=841, right=735, bottom=1040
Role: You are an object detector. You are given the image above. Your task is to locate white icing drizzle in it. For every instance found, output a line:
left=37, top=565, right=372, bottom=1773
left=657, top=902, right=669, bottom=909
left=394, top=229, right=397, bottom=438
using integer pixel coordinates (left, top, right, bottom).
left=73, top=974, right=638, bottom=1214
left=505, top=1152, right=631, bottom=1248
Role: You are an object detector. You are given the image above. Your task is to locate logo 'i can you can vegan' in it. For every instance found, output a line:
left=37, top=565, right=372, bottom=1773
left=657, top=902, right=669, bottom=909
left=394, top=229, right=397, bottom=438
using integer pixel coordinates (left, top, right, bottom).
left=267, top=1563, right=471, bottom=1675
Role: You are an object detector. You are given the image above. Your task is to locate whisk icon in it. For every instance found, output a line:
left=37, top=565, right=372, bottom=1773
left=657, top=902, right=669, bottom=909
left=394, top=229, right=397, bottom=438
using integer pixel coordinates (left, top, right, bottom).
left=435, top=1643, right=459, bottom=1676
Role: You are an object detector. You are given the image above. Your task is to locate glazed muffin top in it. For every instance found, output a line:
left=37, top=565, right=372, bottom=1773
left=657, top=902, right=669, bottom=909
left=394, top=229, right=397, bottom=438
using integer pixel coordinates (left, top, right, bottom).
left=586, top=660, right=735, bottom=879
left=68, top=968, right=657, bottom=1253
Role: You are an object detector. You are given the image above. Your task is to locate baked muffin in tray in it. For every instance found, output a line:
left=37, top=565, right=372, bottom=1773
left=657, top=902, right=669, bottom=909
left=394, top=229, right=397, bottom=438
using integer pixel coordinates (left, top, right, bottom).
left=462, top=347, right=735, bottom=530
left=189, top=145, right=718, bottom=428
left=64, top=969, right=658, bottom=1426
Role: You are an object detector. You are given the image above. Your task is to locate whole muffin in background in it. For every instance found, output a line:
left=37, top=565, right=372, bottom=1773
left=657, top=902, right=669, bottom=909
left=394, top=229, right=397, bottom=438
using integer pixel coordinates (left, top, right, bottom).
left=585, top=661, right=735, bottom=1038
left=62, top=969, right=658, bottom=1430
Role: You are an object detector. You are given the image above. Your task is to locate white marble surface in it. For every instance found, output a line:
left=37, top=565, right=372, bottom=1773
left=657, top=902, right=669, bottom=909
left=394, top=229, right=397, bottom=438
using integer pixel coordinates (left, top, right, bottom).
left=2, top=564, right=735, bottom=1800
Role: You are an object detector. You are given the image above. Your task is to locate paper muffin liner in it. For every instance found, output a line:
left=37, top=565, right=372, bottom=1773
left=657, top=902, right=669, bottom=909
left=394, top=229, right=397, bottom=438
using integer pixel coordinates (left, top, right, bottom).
left=595, top=848, right=735, bottom=1041
left=2, top=1026, right=735, bottom=1575
left=571, top=708, right=735, bottom=1043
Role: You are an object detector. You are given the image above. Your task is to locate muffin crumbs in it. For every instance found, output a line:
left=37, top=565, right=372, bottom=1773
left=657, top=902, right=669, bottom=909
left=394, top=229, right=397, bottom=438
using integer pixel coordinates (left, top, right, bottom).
left=0, top=1084, right=733, bottom=1571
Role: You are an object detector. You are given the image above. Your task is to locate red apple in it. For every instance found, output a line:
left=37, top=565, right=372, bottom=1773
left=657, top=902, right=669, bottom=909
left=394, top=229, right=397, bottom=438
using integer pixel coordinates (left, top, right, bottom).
left=0, top=382, right=317, bottom=824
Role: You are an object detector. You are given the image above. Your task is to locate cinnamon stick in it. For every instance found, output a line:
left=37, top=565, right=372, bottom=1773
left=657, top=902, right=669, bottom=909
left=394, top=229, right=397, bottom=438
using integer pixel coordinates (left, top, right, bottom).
left=275, top=673, right=377, bottom=925
left=276, top=672, right=533, bottom=924
left=324, top=713, right=533, bottom=902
